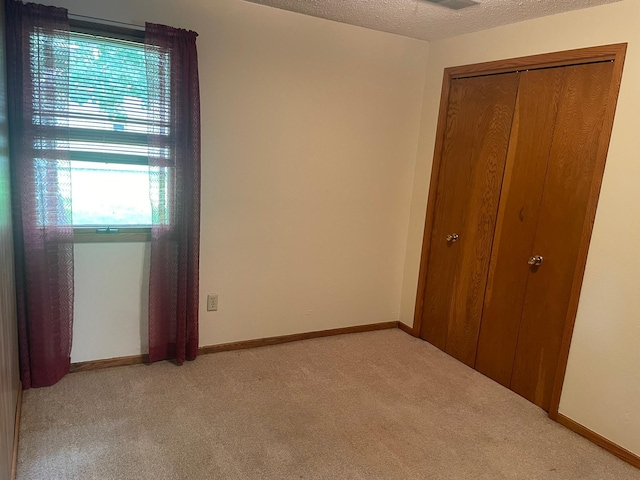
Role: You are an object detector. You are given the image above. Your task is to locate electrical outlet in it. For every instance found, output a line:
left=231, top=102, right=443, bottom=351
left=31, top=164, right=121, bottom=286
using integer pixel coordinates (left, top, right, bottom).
left=207, top=294, right=218, bottom=312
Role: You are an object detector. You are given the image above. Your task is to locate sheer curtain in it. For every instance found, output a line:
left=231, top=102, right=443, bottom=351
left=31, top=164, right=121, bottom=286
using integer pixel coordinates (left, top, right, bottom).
left=5, top=0, right=73, bottom=388
left=6, top=1, right=201, bottom=383
left=145, top=24, right=201, bottom=364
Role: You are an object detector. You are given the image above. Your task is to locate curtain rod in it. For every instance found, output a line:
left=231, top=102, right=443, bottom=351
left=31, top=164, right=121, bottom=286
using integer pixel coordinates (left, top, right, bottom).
left=68, top=13, right=145, bottom=32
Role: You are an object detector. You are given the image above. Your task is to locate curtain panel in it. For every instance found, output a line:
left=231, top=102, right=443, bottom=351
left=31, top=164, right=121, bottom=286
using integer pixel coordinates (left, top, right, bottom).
left=145, top=23, right=201, bottom=364
left=5, top=0, right=73, bottom=389
left=5, top=1, right=201, bottom=385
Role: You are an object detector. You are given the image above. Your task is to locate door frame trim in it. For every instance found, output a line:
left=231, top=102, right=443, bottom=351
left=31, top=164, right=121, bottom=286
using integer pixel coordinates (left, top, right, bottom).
left=411, top=43, right=627, bottom=420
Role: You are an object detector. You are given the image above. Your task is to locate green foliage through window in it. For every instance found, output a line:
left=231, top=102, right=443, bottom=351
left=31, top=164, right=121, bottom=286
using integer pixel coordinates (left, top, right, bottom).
left=69, top=32, right=148, bottom=127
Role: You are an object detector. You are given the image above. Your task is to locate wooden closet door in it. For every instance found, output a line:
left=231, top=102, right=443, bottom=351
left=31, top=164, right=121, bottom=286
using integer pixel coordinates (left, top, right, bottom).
left=475, top=68, right=565, bottom=387
left=510, top=61, right=615, bottom=411
left=419, top=73, right=519, bottom=366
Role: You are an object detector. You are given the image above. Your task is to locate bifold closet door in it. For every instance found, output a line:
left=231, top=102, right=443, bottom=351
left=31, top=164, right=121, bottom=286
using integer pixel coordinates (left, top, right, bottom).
left=419, top=73, right=519, bottom=367
left=475, top=62, right=616, bottom=411
left=510, top=61, right=615, bottom=411
left=475, top=68, right=565, bottom=388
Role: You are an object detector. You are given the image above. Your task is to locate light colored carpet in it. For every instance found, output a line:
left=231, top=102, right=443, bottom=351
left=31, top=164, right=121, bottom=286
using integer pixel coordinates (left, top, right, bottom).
left=17, top=329, right=640, bottom=480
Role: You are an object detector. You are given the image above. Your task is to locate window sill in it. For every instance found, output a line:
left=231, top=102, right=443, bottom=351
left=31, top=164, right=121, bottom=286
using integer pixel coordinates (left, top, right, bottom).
left=73, top=227, right=151, bottom=243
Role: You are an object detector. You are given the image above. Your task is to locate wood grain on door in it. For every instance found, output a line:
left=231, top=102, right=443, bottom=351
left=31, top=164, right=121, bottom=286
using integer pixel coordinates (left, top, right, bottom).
left=510, top=61, right=615, bottom=411
left=475, top=68, right=564, bottom=386
left=420, top=73, right=519, bottom=365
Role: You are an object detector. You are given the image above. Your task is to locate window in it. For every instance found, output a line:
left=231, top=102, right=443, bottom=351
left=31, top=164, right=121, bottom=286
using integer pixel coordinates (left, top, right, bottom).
left=31, top=23, right=169, bottom=240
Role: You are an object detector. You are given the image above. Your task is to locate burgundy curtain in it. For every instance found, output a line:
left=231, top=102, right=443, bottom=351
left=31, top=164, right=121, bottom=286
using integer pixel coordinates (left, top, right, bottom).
left=5, top=0, right=73, bottom=388
left=145, top=24, right=201, bottom=364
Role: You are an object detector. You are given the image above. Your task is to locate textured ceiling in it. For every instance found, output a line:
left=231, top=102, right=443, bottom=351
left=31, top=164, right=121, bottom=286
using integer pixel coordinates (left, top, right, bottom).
left=242, top=0, right=622, bottom=41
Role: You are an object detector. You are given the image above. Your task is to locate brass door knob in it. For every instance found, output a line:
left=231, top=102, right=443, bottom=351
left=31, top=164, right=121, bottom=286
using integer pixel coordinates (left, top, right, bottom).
left=528, top=255, right=544, bottom=266
left=446, top=233, right=459, bottom=243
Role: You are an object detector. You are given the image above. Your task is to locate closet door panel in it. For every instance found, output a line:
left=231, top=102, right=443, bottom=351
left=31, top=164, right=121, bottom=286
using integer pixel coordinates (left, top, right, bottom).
left=419, top=77, right=476, bottom=349
left=419, top=73, right=519, bottom=363
left=510, top=62, right=615, bottom=410
left=475, top=68, right=564, bottom=385
left=443, top=74, right=519, bottom=366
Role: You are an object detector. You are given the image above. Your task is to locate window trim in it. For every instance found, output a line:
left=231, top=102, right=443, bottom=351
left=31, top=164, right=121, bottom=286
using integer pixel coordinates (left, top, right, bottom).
left=73, top=226, right=151, bottom=243
left=69, top=19, right=144, bottom=43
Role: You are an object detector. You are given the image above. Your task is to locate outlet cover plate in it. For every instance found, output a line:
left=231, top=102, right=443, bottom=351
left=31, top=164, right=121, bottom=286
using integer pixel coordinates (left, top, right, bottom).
left=207, top=294, right=218, bottom=311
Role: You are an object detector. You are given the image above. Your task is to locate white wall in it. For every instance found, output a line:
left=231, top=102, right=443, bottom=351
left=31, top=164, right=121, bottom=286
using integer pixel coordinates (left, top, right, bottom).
left=72, top=243, right=149, bottom=362
left=401, top=0, right=640, bottom=456
left=34, top=0, right=429, bottom=361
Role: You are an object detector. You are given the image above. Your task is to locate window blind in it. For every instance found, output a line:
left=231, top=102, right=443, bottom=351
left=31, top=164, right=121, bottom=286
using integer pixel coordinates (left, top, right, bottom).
left=32, top=30, right=170, bottom=166
left=28, top=26, right=172, bottom=227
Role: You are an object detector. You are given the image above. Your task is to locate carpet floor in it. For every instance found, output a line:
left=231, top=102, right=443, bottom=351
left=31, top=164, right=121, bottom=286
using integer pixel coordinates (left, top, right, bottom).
left=17, top=329, right=640, bottom=479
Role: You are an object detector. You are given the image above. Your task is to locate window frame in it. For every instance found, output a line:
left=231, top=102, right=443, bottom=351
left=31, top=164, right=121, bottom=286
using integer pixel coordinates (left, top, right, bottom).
left=67, top=20, right=153, bottom=243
